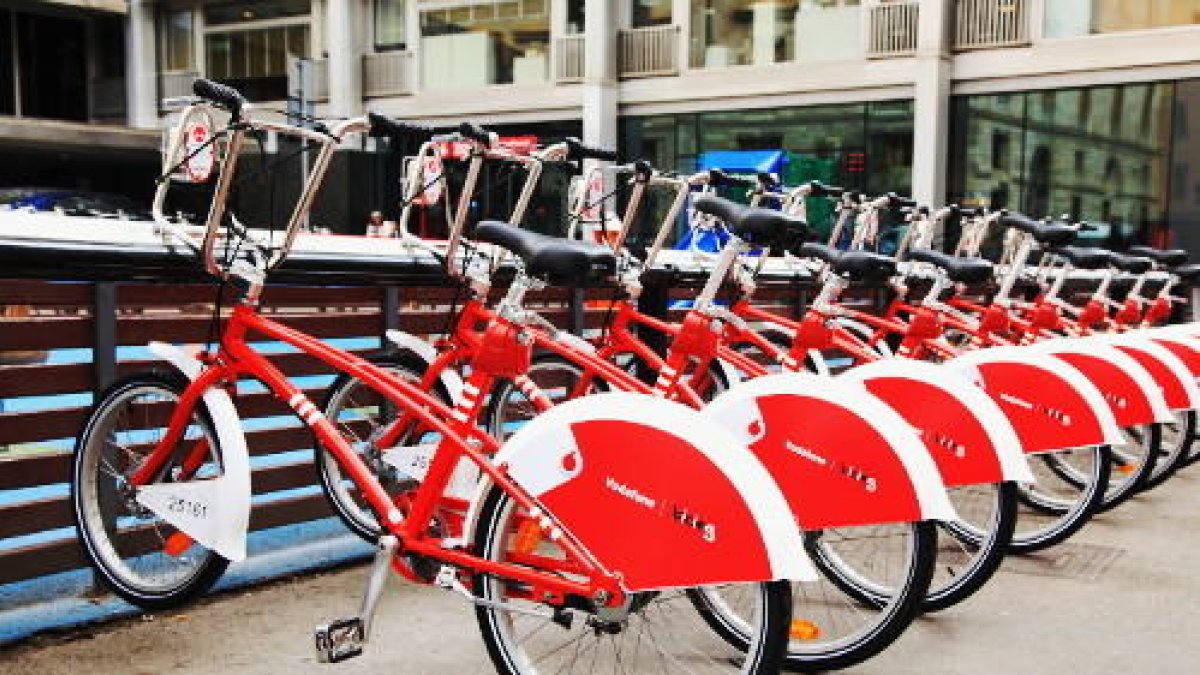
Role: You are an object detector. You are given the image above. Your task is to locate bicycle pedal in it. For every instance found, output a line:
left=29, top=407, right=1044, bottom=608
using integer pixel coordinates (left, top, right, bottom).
left=315, top=617, right=365, bottom=664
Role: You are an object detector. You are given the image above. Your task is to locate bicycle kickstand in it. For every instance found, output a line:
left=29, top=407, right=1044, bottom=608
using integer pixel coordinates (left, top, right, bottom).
left=314, top=535, right=398, bottom=663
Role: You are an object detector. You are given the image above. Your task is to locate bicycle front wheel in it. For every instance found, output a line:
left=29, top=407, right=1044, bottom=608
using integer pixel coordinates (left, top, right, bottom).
left=472, top=485, right=792, bottom=675
left=71, top=372, right=229, bottom=609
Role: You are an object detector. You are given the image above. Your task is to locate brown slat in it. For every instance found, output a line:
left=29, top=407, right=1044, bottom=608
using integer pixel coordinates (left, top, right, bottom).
left=115, top=312, right=382, bottom=346
left=0, top=362, right=93, bottom=397
left=0, top=280, right=93, bottom=305
left=0, top=493, right=333, bottom=586
left=117, top=284, right=383, bottom=307
left=0, top=317, right=91, bottom=350
left=0, top=460, right=319, bottom=539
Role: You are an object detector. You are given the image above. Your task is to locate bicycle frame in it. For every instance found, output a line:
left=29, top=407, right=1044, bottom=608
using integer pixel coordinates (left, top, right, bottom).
left=135, top=298, right=625, bottom=604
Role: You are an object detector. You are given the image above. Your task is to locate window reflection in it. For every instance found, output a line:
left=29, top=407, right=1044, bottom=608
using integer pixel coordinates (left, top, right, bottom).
left=1045, top=0, right=1200, bottom=38
left=949, top=83, right=1173, bottom=249
left=690, top=0, right=799, bottom=67
left=420, top=0, right=550, bottom=88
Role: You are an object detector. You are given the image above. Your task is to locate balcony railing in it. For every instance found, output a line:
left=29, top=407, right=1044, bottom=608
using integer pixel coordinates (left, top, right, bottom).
left=867, top=1, right=919, bottom=58
left=555, top=34, right=585, bottom=82
left=618, top=25, right=680, bottom=78
left=363, top=51, right=414, bottom=97
left=89, top=77, right=126, bottom=119
left=159, top=70, right=200, bottom=103
left=954, top=0, right=1030, bottom=50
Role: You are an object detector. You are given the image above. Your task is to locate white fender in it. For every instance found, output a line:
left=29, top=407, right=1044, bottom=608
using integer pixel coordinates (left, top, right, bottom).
left=1024, top=337, right=1174, bottom=424
left=705, top=372, right=958, bottom=524
left=1087, top=333, right=1200, bottom=410
left=948, top=346, right=1126, bottom=448
left=485, top=393, right=815, bottom=588
left=839, top=359, right=1034, bottom=484
left=385, top=329, right=464, bottom=404
left=141, top=342, right=250, bottom=562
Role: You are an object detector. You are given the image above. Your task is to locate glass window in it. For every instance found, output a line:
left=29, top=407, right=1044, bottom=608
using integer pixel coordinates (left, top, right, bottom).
left=690, top=0, right=800, bottom=68
left=160, top=9, right=194, bottom=72
left=632, top=0, right=673, bottom=28
left=566, top=0, right=585, bottom=33
left=1046, top=0, right=1200, bottom=38
left=375, top=0, right=407, bottom=50
left=420, top=0, right=550, bottom=88
left=204, top=25, right=309, bottom=101
left=949, top=83, right=1173, bottom=250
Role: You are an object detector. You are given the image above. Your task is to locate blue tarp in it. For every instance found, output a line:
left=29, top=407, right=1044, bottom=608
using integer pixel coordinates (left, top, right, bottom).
left=697, top=150, right=789, bottom=174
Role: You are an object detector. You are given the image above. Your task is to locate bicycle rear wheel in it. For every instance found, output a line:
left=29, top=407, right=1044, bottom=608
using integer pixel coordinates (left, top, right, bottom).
left=71, top=372, right=229, bottom=609
left=472, top=485, right=792, bottom=675
left=1143, top=410, right=1195, bottom=489
left=1010, top=446, right=1111, bottom=553
left=924, top=481, right=1017, bottom=612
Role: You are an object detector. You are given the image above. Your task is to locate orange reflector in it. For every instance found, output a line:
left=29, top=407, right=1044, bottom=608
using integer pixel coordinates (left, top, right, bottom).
left=1117, top=463, right=1136, bottom=475
left=164, top=532, right=194, bottom=557
left=789, top=619, right=822, bottom=641
left=513, top=521, right=543, bottom=555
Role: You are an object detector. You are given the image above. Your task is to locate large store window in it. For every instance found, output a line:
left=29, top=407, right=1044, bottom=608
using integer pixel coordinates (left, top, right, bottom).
left=690, top=0, right=799, bottom=67
left=203, top=0, right=310, bottom=102
left=1045, top=0, right=1200, bottom=38
left=1168, top=80, right=1200, bottom=258
left=420, top=0, right=550, bottom=89
left=621, top=99, right=914, bottom=239
left=375, top=0, right=407, bottom=50
left=948, top=83, right=1174, bottom=250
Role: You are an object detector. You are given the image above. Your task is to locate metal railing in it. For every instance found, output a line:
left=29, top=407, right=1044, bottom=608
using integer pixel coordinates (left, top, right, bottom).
left=555, top=34, right=585, bottom=82
left=954, top=0, right=1030, bottom=50
left=867, top=1, right=920, bottom=57
left=159, top=70, right=200, bottom=102
left=618, top=24, right=680, bottom=78
left=363, top=51, right=414, bottom=97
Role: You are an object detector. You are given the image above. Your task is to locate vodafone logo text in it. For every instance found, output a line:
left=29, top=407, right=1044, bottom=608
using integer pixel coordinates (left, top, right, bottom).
left=604, top=476, right=718, bottom=543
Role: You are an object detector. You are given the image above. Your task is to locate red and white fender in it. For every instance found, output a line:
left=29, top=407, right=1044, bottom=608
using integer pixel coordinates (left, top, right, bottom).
left=1138, top=328, right=1200, bottom=384
left=1087, top=333, right=1200, bottom=412
left=946, top=347, right=1125, bottom=453
left=703, top=372, right=957, bottom=530
left=1023, top=336, right=1173, bottom=426
left=486, top=392, right=816, bottom=590
left=385, top=329, right=465, bottom=403
left=837, top=359, right=1034, bottom=486
left=140, top=342, right=251, bottom=562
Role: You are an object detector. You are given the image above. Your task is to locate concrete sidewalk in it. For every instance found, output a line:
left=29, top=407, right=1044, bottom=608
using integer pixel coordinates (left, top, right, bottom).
left=3, top=466, right=1200, bottom=674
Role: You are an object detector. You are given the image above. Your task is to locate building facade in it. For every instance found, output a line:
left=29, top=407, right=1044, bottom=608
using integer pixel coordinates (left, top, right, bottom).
left=3, top=1, right=1200, bottom=250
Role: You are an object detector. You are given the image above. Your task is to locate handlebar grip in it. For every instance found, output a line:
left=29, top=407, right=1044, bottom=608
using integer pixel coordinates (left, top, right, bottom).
left=192, top=78, right=247, bottom=117
left=632, top=159, right=653, bottom=180
left=368, top=113, right=433, bottom=141
left=458, top=122, right=494, bottom=146
left=807, top=180, right=845, bottom=198
left=887, top=193, right=919, bottom=209
left=708, top=168, right=755, bottom=188
left=1078, top=221, right=1099, bottom=232
left=998, top=212, right=1040, bottom=231
left=564, top=137, right=619, bottom=162
left=757, top=172, right=779, bottom=188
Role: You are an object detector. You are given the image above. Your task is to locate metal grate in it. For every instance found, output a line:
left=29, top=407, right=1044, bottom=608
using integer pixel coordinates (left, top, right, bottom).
left=1005, top=542, right=1125, bottom=581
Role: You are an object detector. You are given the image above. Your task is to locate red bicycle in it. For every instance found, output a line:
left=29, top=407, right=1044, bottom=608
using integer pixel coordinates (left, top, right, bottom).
left=70, top=82, right=805, bottom=675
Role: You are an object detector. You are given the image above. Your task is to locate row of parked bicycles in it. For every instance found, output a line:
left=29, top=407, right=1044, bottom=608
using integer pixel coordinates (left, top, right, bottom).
left=68, top=80, right=1200, bottom=674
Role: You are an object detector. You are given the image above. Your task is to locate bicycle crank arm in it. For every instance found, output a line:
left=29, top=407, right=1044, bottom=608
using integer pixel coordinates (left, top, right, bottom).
left=313, top=535, right=397, bottom=664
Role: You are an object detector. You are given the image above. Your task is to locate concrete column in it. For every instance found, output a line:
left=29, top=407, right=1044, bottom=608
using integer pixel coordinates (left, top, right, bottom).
left=549, top=0, right=567, bottom=83
left=125, top=0, right=158, bottom=129
left=405, top=0, right=421, bottom=93
left=673, top=0, right=691, bottom=71
left=910, top=0, right=953, bottom=209
left=582, top=0, right=618, bottom=150
left=326, top=0, right=363, bottom=118
left=1028, top=0, right=1046, bottom=41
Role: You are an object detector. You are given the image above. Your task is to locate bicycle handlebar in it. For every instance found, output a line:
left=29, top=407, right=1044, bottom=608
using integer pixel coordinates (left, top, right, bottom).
left=192, top=78, right=247, bottom=118
left=807, top=181, right=845, bottom=198
left=564, top=137, right=619, bottom=162
left=458, top=121, right=494, bottom=146
left=368, top=113, right=433, bottom=141
left=707, top=168, right=756, bottom=188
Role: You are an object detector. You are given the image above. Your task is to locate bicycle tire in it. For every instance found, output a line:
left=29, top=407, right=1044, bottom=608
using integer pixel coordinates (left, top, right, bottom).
left=72, top=371, right=229, bottom=609
left=1144, top=410, right=1196, bottom=488
left=923, top=481, right=1018, bottom=612
left=472, top=485, right=792, bottom=675
left=1010, top=446, right=1111, bottom=554
left=316, top=352, right=451, bottom=542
